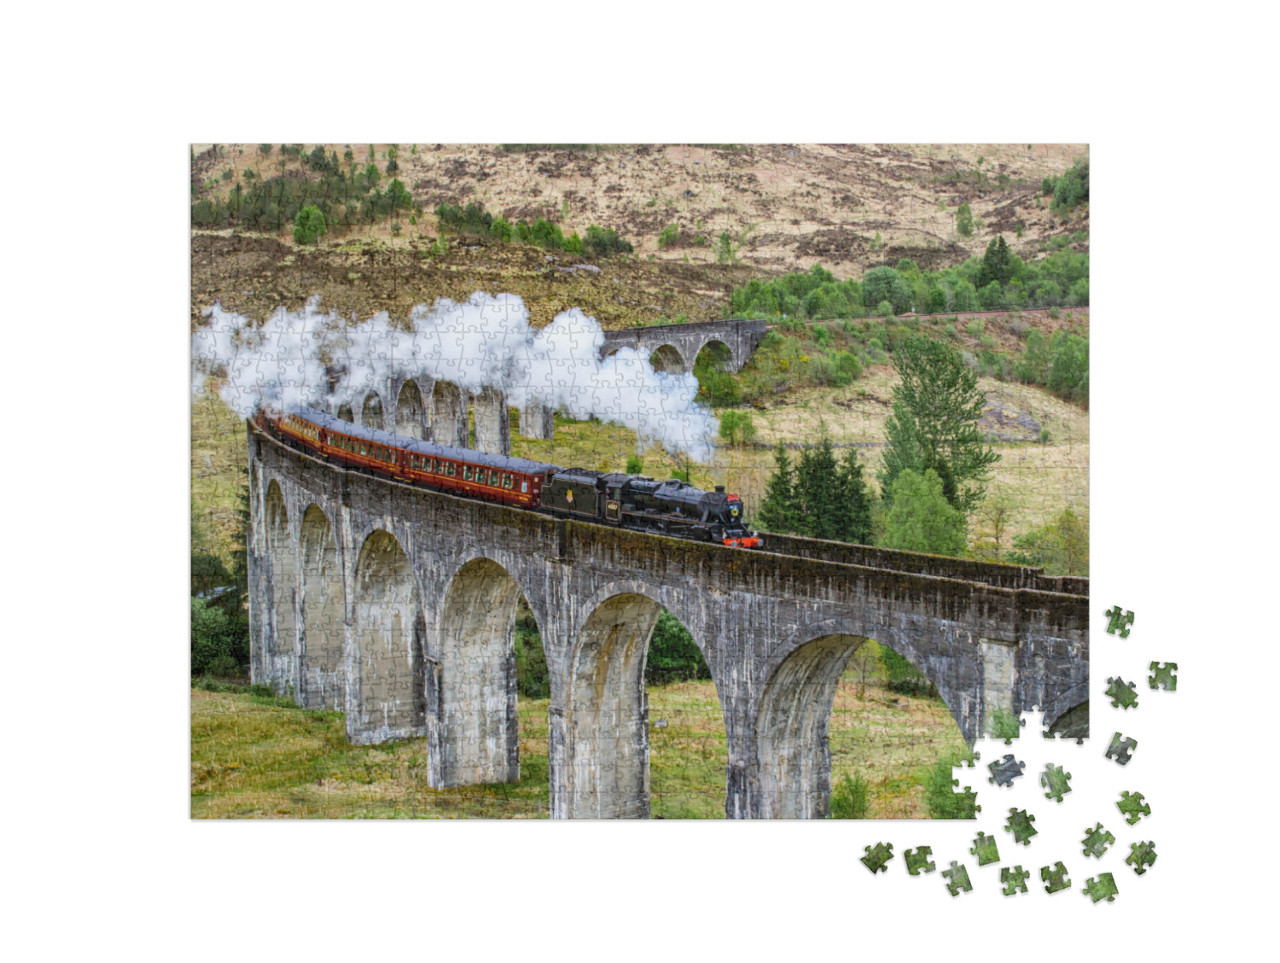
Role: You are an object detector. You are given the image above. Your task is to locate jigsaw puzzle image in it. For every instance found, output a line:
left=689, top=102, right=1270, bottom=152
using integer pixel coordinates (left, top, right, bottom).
left=190, top=143, right=1090, bottom=818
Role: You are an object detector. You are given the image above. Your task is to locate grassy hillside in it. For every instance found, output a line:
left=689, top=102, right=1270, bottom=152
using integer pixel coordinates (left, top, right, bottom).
left=191, top=665, right=965, bottom=819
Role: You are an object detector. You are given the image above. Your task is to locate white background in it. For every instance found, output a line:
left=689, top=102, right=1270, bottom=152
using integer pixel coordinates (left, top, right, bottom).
left=4, top=2, right=1276, bottom=957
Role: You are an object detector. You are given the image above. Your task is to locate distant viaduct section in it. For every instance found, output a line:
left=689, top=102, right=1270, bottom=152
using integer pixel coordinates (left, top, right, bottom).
left=599, top=318, right=767, bottom=375
left=326, top=318, right=770, bottom=451
left=248, top=421, right=1089, bottom=819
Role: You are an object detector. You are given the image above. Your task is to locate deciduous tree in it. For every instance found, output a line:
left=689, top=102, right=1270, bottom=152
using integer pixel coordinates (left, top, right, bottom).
left=879, top=336, right=998, bottom=517
left=882, top=468, right=967, bottom=555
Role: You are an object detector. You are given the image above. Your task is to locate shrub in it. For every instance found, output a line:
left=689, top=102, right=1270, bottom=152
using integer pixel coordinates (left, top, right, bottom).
left=966, top=318, right=985, bottom=339
left=924, top=753, right=977, bottom=818
left=625, top=454, right=644, bottom=475
left=191, top=597, right=244, bottom=676
left=292, top=205, right=326, bottom=245
left=956, top=203, right=975, bottom=237
left=875, top=299, right=893, bottom=317
left=718, top=410, right=757, bottom=445
left=646, top=610, right=709, bottom=684
left=988, top=708, right=1022, bottom=742
left=830, top=773, right=869, bottom=818
left=584, top=224, right=633, bottom=256
left=513, top=610, right=549, bottom=698
left=657, top=224, right=679, bottom=249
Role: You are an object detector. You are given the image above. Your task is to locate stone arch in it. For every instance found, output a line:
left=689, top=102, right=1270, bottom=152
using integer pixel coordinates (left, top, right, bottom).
left=337, top=401, right=354, bottom=423
left=693, top=338, right=734, bottom=374
left=648, top=343, right=687, bottom=374
left=1040, top=683, right=1089, bottom=741
left=432, top=380, right=467, bottom=447
left=756, top=617, right=972, bottom=818
left=264, top=480, right=295, bottom=669
left=757, top=632, right=865, bottom=818
left=352, top=530, right=425, bottom=743
left=299, top=504, right=344, bottom=709
left=566, top=583, right=728, bottom=819
left=435, top=557, right=525, bottom=785
left=568, top=592, right=664, bottom=817
left=396, top=380, right=427, bottom=439
left=361, top=392, right=385, bottom=431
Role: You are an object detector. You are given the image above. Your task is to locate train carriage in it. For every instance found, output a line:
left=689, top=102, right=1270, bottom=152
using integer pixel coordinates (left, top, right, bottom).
left=263, top=406, right=557, bottom=509
left=259, top=405, right=759, bottom=547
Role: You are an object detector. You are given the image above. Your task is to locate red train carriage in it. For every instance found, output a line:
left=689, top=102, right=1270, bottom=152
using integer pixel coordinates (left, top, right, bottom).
left=260, top=406, right=557, bottom=509
left=256, top=405, right=761, bottom=548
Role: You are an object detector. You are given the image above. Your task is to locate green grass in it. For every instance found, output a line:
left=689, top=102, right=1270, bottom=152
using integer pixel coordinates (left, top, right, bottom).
left=191, top=657, right=967, bottom=818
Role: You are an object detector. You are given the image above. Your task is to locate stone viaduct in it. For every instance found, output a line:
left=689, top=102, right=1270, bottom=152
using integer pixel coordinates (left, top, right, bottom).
left=327, top=319, right=769, bottom=454
left=599, top=318, right=767, bottom=375
left=328, top=319, right=770, bottom=454
left=247, top=421, right=1090, bottom=819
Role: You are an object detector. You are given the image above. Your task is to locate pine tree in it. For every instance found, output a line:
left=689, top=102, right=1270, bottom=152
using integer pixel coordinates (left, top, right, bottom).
left=978, top=234, right=1013, bottom=289
left=756, top=443, right=799, bottom=534
left=795, top=437, right=842, bottom=541
left=838, top=449, right=874, bottom=545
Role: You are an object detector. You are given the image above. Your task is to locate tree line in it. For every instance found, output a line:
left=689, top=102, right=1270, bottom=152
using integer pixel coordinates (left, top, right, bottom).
left=750, top=334, right=1087, bottom=575
left=192, top=160, right=415, bottom=234
left=730, top=237, right=1088, bottom=320
left=434, top=202, right=634, bottom=256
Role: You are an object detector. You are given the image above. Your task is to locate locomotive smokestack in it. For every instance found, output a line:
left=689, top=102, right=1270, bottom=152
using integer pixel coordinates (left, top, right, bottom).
left=715, top=485, right=725, bottom=493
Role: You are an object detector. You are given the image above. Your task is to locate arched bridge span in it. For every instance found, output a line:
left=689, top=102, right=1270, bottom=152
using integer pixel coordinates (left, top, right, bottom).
left=247, top=422, right=1088, bottom=818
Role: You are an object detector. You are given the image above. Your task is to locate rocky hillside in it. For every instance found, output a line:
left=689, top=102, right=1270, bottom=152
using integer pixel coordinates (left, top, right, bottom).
left=191, top=143, right=1088, bottom=327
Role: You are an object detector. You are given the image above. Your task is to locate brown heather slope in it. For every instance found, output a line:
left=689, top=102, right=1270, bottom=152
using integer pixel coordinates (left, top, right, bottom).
left=191, top=143, right=1088, bottom=327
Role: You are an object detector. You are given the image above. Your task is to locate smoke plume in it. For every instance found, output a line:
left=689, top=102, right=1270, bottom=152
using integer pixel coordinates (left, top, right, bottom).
left=191, top=293, right=719, bottom=460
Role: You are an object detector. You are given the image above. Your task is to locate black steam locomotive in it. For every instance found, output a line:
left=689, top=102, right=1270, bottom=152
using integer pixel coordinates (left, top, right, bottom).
left=541, top=469, right=761, bottom=547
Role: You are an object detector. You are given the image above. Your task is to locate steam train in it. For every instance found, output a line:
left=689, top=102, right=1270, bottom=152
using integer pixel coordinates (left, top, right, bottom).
left=257, top=406, right=762, bottom=548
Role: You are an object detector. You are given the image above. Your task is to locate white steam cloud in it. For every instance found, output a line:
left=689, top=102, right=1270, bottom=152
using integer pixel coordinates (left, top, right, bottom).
left=191, top=293, right=719, bottom=460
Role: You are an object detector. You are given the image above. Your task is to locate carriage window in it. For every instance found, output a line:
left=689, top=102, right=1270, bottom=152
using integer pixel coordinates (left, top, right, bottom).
left=503, top=473, right=513, bottom=489
left=521, top=480, right=528, bottom=493
left=463, top=466, right=473, bottom=481
left=487, top=470, right=498, bottom=485
left=446, top=462, right=455, bottom=477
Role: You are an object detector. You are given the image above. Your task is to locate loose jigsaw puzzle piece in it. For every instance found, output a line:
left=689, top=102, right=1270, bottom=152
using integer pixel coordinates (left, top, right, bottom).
left=1041, top=861, right=1071, bottom=894
left=1105, top=676, right=1138, bottom=710
left=1004, top=808, right=1038, bottom=845
left=1001, top=865, right=1030, bottom=895
left=970, top=831, right=1001, bottom=866
left=1083, top=872, right=1118, bottom=903
left=1105, top=732, right=1137, bottom=765
left=942, top=861, right=972, bottom=897
left=987, top=753, right=1026, bottom=787
left=1126, top=841, right=1157, bottom=876
left=1041, top=763, right=1072, bottom=802
left=860, top=842, right=893, bottom=874
left=1148, top=661, right=1178, bottom=691
left=1082, top=822, right=1116, bottom=858
left=1105, top=605, right=1134, bottom=637
left=1116, top=790, right=1151, bottom=825
left=903, top=846, right=936, bottom=876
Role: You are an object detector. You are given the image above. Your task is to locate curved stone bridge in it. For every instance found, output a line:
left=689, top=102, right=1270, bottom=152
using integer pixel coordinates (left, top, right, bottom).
left=600, top=319, right=767, bottom=374
left=248, top=422, right=1089, bottom=818
left=325, top=320, right=771, bottom=450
